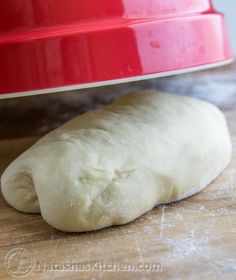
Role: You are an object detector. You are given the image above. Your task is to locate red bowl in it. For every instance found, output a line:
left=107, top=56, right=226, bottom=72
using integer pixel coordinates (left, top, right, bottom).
left=0, top=0, right=233, bottom=98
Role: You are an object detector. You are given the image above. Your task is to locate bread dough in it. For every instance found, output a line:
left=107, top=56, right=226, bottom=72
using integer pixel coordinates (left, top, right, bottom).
left=1, top=91, right=232, bottom=232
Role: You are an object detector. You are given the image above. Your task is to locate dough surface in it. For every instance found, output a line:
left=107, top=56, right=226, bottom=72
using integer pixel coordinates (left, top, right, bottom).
left=1, top=91, right=232, bottom=232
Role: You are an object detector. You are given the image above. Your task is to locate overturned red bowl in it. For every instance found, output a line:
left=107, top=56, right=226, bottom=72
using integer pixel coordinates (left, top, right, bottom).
left=0, top=0, right=233, bottom=98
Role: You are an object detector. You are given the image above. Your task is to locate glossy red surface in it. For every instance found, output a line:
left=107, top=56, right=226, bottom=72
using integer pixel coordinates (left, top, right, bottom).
left=0, top=0, right=233, bottom=96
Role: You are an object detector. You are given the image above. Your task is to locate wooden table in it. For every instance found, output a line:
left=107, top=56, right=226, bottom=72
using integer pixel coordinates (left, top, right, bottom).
left=0, top=63, right=236, bottom=279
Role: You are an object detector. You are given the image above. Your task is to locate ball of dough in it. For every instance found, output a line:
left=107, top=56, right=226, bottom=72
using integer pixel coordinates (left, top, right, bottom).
left=1, top=91, right=232, bottom=232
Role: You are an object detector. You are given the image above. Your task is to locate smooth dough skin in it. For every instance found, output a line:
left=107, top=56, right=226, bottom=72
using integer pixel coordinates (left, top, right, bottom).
left=1, top=91, right=232, bottom=232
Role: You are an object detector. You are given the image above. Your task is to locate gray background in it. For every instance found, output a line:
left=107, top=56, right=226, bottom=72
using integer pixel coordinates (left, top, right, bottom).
left=214, top=0, right=236, bottom=54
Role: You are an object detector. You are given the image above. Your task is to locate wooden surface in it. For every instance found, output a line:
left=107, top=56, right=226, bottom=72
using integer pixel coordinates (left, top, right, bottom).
left=0, top=63, right=236, bottom=279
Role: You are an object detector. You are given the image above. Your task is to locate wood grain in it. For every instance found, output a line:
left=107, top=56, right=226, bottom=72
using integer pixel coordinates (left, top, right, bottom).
left=0, top=63, right=236, bottom=279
